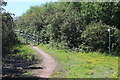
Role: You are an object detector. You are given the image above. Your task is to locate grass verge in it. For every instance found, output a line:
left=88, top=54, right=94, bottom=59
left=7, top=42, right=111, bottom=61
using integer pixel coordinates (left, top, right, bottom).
left=2, top=43, right=42, bottom=77
left=38, top=44, right=118, bottom=78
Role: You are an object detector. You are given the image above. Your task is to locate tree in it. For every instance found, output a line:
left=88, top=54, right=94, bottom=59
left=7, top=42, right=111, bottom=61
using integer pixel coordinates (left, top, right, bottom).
left=2, top=1, right=17, bottom=55
left=15, top=2, right=120, bottom=55
left=81, top=21, right=120, bottom=55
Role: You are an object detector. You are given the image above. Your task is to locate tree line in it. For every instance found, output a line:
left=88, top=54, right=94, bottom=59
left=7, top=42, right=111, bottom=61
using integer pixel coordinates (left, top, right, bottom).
left=15, top=2, right=120, bottom=56
left=1, top=1, right=18, bottom=56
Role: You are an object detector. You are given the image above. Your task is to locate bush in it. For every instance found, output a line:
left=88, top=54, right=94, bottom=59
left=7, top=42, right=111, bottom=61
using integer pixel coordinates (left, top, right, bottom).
left=111, top=28, right=120, bottom=55
left=81, top=21, right=120, bottom=55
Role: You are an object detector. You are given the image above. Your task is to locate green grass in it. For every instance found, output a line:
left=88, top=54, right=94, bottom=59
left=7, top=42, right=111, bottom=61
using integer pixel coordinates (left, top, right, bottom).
left=38, top=44, right=118, bottom=78
left=23, top=71, right=33, bottom=75
left=13, top=44, right=42, bottom=76
left=11, top=43, right=40, bottom=61
left=3, top=43, right=42, bottom=77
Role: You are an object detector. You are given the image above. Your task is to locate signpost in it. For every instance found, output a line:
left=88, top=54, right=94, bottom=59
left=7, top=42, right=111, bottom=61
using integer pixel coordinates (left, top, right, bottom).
left=108, top=28, right=111, bottom=54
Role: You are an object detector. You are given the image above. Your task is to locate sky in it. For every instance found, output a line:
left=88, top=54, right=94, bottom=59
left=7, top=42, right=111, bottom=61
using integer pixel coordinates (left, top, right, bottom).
left=3, top=0, right=117, bottom=17
left=4, top=0, right=56, bottom=17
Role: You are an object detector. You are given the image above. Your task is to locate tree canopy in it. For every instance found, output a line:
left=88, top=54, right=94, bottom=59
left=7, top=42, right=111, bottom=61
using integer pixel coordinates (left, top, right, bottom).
left=16, top=2, right=120, bottom=55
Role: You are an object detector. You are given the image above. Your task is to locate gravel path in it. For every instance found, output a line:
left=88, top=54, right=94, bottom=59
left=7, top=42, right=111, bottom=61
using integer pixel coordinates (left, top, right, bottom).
left=30, top=45, right=57, bottom=78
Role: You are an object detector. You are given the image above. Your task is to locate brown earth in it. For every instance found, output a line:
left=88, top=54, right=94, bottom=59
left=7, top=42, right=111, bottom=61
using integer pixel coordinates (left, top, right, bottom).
left=30, top=45, right=57, bottom=78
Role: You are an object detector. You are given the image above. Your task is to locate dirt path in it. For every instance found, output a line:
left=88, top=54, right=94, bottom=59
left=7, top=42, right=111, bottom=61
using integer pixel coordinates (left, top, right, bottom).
left=30, top=45, right=57, bottom=78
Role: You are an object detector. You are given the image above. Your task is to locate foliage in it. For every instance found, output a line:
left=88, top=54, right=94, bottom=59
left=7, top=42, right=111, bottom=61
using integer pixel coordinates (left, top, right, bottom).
left=15, top=2, right=120, bottom=55
left=2, top=4, right=18, bottom=55
left=12, top=43, right=40, bottom=61
left=80, top=2, right=120, bottom=29
left=16, top=2, right=85, bottom=47
left=80, top=21, right=120, bottom=55
left=0, top=0, right=7, bottom=11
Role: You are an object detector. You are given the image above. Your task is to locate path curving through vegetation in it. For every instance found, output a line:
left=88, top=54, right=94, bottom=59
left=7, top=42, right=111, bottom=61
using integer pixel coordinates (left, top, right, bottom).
left=30, top=45, right=57, bottom=78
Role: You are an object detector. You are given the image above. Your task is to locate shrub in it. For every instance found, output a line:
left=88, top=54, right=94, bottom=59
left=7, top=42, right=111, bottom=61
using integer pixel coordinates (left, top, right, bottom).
left=81, top=21, right=120, bottom=55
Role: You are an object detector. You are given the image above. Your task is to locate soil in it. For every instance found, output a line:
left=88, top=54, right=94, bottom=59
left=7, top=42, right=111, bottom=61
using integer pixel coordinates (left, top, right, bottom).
left=30, top=45, right=57, bottom=78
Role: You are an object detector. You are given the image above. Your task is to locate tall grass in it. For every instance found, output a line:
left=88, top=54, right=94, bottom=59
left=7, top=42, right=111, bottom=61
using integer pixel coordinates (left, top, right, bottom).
left=12, top=44, right=39, bottom=61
